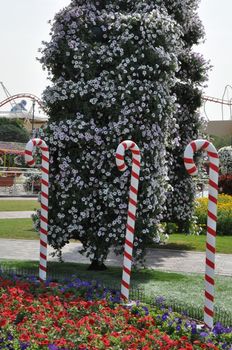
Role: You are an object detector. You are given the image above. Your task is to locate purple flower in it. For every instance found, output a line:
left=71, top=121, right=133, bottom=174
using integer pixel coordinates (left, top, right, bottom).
left=162, top=312, right=169, bottom=321
left=191, top=323, right=197, bottom=335
left=142, top=306, right=149, bottom=316
left=20, top=344, right=30, bottom=350
left=199, top=331, right=209, bottom=338
left=48, top=345, right=59, bottom=350
left=213, top=322, right=230, bottom=335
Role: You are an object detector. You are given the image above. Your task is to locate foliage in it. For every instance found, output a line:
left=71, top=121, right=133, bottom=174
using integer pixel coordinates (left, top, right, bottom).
left=0, top=274, right=231, bottom=349
left=31, top=209, right=41, bottom=232
left=210, top=135, right=232, bottom=150
left=0, top=153, right=26, bottom=167
left=219, top=175, right=232, bottom=195
left=38, top=0, right=184, bottom=266
left=218, top=146, right=232, bottom=175
left=195, top=194, right=232, bottom=235
left=0, top=117, right=30, bottom=143
left=164, top=0, right=209, bottom=230
left=0, top=153, right=26, bottom=168
left=24, top=173, right=41, bottom=193
left=163, top=215, right=202, bottom=236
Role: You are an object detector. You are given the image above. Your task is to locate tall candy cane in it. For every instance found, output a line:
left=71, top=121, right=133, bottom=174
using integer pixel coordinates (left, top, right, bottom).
left=116, top=140, right=141, bottom=300
left=184, top=139, right=219, bottom=329
left=25, top=138, right=49, bottom=282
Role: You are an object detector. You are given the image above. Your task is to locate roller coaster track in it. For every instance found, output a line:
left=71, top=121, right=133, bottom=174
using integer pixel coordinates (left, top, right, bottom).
left=0, top=92, right=231, bottom=118
left=0, top=93, right=46, bottom=111
left=1, top=94, right=231, bottom=106
left=202, top=95, right=232, bottom=106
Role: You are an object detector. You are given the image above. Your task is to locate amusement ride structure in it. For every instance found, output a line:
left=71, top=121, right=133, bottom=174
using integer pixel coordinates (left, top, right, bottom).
left=202, top=85, right=232, bottom=120
left=0, top=82, right=47, bottom=131
left=1, top=82, right=232, bottom=124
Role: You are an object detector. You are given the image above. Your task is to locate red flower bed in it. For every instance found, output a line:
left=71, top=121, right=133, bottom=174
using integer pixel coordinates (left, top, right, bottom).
left=0, top=276, right=226, bottom=349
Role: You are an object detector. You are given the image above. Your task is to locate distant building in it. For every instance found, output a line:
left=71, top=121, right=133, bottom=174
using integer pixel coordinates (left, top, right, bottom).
left=206, top=120, right=232, bottom=137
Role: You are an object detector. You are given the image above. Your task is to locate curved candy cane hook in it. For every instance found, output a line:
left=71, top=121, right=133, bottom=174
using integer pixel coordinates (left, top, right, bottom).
left=25, top=138, right=49, bottom=282
left=184, top=139, right=219, bottom=329
left=116, top=140, right=141, bottom=300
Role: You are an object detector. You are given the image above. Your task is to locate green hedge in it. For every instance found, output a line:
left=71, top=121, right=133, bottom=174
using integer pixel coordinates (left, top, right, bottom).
left=0, top=118, right=29, bottom=142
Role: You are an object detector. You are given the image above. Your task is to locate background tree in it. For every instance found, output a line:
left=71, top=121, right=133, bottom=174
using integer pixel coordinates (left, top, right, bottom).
left=163, top=0, right=209, bottom=232
left=0, top=118, right=30, bottom=143
left=39, top=0, right=182, bottom=268
left=210, top=135, right=232, bottom=150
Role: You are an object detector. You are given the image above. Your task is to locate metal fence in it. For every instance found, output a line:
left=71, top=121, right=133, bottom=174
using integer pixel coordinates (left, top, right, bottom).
left=0, top=167, right=41, bottom=196
left=0, top=266, right=231, bottom=327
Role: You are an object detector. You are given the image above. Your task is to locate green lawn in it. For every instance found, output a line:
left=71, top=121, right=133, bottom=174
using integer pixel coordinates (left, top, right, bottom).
left=0, top=200, right=39, bottom=211
left=1, top=219, right=232, bottom=253
left=153, top=233, right=232, bottom=254
left=0, top=260, right=231, bottom=319
left=0, top=219, right=38, bottom=239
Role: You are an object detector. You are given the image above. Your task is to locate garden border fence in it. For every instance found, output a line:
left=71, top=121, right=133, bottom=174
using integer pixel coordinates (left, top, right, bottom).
left=0, top=167, right=41, bottom=196
left=0, top=266, right=231, bottom=327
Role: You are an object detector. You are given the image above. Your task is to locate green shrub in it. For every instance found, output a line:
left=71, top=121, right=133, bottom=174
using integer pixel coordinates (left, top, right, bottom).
left=0, top=118, right=29, bottom=143
left=24, top=173, right=41, bottom=193
left=219, top=174, right=232, bottom=195
left=218, top=146, right=232, bottom=175
left=195, top=194, right=232, bottom=235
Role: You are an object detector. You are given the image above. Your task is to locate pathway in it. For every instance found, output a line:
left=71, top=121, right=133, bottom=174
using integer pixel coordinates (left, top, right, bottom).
left=0, top=211, right=34, bottom=219
left=0, top=238, right=231, bottom=276
left=0, top=209, right=231, bottom=276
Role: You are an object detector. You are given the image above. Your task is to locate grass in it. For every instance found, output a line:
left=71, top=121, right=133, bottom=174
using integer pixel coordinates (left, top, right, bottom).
left=0, top=259, right=231, bottom=318
left=153, top=234, right=232, bottom=254
left=0, top=200, right=39, bottom=211
left=0, top=219, right=38, bottom=240
left=1, top=220, right=232, bottom=254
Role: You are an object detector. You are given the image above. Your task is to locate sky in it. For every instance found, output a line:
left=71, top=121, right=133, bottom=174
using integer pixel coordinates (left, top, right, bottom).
left=0, top=0, right=231, bottom=120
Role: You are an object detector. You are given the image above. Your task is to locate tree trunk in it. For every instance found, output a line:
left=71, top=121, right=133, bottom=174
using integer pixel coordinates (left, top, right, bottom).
left=87, top=260, right=107, bottom=271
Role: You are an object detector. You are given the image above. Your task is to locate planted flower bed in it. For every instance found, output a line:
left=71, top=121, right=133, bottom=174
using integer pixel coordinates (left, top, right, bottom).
left=0, top=275, right=231, bottom=349
left=195, top=194, right=232, bottom=236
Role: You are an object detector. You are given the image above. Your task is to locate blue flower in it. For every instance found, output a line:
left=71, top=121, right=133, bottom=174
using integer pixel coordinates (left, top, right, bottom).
left=162, top=312, right=169, bottom=321
left=174, top=317, right=182, bottom=324
left=142, top=306, right=149, bottom=316
left=189, top=322, right=197, bottom=335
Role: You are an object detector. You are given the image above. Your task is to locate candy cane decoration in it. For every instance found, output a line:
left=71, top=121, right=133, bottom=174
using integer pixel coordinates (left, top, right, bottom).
left=25, top=138, right=49, bottom=282
left=184, top=139, right=219, bottom=329
left=116, top=140, right=141, bottom=300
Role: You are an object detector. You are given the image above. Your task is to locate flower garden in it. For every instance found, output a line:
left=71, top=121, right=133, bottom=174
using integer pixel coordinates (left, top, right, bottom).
left=0, top=274, right=231, bottom=350
left=195, top=194, right=232, bottom=236
left=1, top=0, right=232, bottom=349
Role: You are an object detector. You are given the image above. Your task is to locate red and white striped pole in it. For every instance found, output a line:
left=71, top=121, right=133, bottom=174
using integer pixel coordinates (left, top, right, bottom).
left=184, top=139, right=219, bottom=329
left=25, top=138, right=49, bottom=282
left=116, top=140, right=141, bottom=300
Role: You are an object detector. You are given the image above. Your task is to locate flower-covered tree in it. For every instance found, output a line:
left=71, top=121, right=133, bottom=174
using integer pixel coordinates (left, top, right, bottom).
left=163, top=0, right=209, bottom=232
left=39, top=0, right=182, bottom=268
left=218, top=146, right=232, bottom=175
